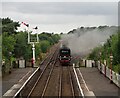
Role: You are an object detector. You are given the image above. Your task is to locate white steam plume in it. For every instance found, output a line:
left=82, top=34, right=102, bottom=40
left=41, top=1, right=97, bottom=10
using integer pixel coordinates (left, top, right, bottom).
left=61, top=26, right=117, bottom=57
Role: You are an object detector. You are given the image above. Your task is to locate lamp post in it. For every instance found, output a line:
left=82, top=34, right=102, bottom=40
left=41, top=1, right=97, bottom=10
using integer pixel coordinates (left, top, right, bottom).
left=110, top=52, right=113, bottom=83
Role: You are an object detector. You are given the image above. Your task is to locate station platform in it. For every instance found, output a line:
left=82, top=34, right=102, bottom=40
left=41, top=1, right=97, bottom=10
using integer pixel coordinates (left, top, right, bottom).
left=2, top=67, right=36, bottom=95
left=79, top=67, right=119, bottom=97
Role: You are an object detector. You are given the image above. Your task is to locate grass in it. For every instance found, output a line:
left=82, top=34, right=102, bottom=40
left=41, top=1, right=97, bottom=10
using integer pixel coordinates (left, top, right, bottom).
left=113, top=64, right=120, bottom=74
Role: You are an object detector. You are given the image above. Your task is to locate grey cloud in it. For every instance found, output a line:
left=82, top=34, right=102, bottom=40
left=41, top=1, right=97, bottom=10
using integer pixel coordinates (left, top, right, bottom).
left=2, top=2, right=117, bottom=16
left=2, top=2, right=118, bottom=33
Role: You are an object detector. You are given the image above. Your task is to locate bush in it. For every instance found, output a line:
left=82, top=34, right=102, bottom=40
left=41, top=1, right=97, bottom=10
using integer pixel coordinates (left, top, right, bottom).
left=113, top=64, right=120, bottom=73
left=40, top=41, right=50, bottom=53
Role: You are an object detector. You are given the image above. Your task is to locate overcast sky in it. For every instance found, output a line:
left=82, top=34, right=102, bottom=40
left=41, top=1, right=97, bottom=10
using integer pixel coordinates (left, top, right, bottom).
left=1, top=1, right=119, bottom=33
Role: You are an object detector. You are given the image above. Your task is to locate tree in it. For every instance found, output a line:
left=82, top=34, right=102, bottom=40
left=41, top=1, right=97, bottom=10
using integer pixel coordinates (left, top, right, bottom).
left=117, top=30, right=120, bottom=63
left=39, top=32, right=60, bottom=45
left=88, top=47, right=99, bottom=60
left=51, top=34, right=61, bottom=43
left=2, top=17, right=20, bottom=35
left=14, top=31, right=32, bottom=60
left=40, top=41, right=50, bottom=53
left=2, top=32, right=16, bottom=59
left=35, top=43, right=41, bottom=58
left=0, top=34, right=2, bottom=61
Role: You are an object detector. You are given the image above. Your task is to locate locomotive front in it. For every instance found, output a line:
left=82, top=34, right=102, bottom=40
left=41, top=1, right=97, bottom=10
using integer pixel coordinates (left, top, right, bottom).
left=59, top=46, right=71, bottom=65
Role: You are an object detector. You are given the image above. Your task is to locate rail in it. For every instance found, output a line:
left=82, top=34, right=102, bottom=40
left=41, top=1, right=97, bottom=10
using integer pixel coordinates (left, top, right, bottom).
left=41, top=51, right=58, bottom=97
left=60, top=65, right=75, bottom=97
left=12, top=45, right=59, bottom=98
left=68, top=65, right=75, bottom=97
left=27, top=46, right=59, bottom=97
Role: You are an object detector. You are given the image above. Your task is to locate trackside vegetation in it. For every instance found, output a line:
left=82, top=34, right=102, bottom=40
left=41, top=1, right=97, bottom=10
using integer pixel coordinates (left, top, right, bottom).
left=2, top=17, right=60, bottom=75
left=88, top=31, right=120, bottom=73
left=67, top=26, right=120, bottom=73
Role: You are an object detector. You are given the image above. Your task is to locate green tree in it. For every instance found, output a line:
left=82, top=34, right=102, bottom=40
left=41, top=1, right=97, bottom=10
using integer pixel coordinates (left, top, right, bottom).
left=39, top=32, right=60, bottom=45
left=35, top=43, right=41, bottom=58
left=117, top=31, right=120, bottom=64
left=2, top=32, right=16, bottom=59
left=0, top=34, right=2, bottom=62
left=14, top=31, right=32, bottom=60
left=2, top=17, right=20, bottom=35
left=51, top=34, right=61, bottom=43
left=40, top=41, right=50, bottom=53
left=88, top=47, right=99, bottom=60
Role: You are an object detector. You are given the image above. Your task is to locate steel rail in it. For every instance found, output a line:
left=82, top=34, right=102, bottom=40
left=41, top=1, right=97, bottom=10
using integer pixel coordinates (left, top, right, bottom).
left=13, top=67, right=39, bottom=98
left=58, top=65, right=62, bottom=98
left=13, top=50, right=55, bottom=98
left=60, top=65, right=75, bottom=97
left=27, top=48, right=58, bottom=97
left=8, top=43, right=60, bottom=98
left=41, top=51, right=59, bottom=97
left=68, top=65, right=75, bottom=97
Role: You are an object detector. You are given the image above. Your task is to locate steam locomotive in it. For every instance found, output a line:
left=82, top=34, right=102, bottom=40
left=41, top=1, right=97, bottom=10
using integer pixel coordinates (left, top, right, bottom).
left=59, top=45, right=71, bottom=65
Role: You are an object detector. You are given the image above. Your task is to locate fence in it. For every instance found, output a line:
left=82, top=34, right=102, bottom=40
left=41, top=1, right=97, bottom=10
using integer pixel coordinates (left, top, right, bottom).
left=97, top=61, right=120, bottom=88
left=81, top=59, right=120, bottom=88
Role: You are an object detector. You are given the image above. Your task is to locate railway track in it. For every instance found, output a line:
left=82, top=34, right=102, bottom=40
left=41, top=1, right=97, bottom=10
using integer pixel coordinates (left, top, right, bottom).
left=41, top=61, right=60, bottom=97
left=13, top=43, right=83, bottom=97
left=21, top=60, right=82, bottom=97
left=26, top=46, right=59, bottom=97
left=13, top=44, right=59, bottom=97
left=21, top=52, right=80, bottom=97
left=41, top=64, right=76, bottom=97
left=60, top=66, right=75, bottom=97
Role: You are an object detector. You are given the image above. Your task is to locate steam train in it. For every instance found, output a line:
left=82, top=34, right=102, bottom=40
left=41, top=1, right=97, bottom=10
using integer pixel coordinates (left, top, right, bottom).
left=59, top=46, right=71, bottom=65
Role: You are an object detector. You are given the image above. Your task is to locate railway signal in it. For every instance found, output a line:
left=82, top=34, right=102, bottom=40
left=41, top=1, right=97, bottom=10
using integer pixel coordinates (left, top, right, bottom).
left=22, top=22, right=39, bottom=67
left=21, top=22, right=30, bottom=43
left=33, top=26, right=39, bottom=42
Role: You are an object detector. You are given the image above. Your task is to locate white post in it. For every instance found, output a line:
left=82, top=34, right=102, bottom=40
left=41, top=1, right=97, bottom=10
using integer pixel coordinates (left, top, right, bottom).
left=27, top=26, right=39, bottom=67
left=32, top=43, right=35, bottom=65
left=36, top=29, right=39, bottom=42
left=27, top=27, right=30, bottom=43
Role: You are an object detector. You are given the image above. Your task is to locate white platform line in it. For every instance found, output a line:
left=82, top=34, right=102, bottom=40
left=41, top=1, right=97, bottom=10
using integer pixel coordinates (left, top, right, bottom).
left=77, top=68, right=90, bottom=91
left=73, top=64, right=85, bottom=98
left=13, top=67, right=40, bottom=98
left=19, top=70, right=31, bottom=82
